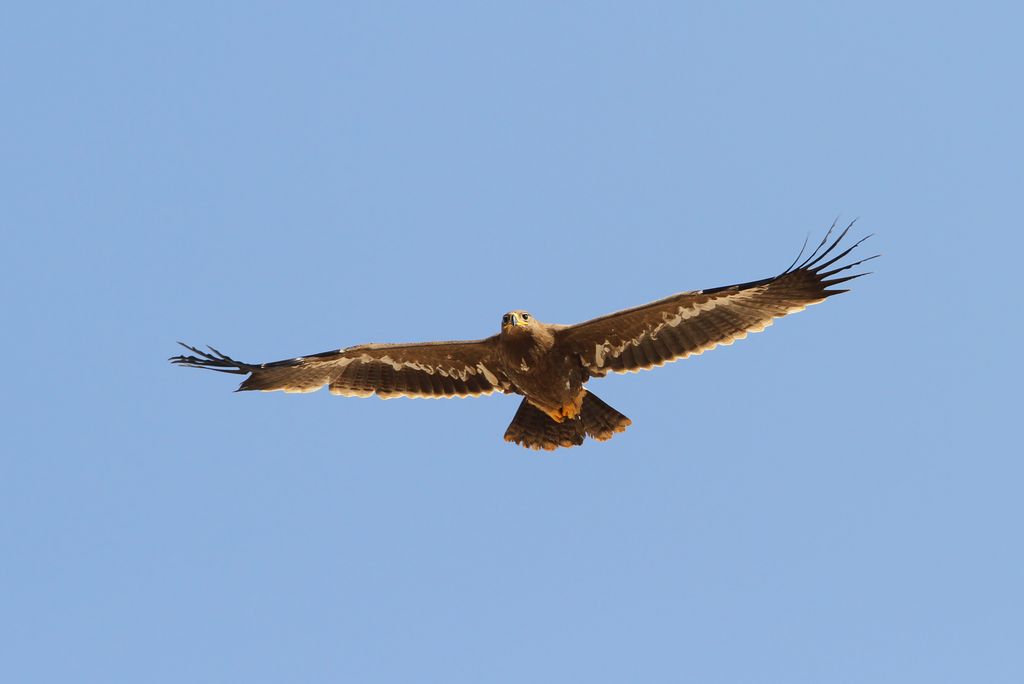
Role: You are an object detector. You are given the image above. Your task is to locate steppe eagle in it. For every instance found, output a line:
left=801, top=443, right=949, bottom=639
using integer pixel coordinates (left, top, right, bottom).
left=171, top=223, right=875, bottom=450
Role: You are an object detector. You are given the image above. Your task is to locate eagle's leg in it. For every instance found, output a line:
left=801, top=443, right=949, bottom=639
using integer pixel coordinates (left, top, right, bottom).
left=531, top=391, right=585, bottom=423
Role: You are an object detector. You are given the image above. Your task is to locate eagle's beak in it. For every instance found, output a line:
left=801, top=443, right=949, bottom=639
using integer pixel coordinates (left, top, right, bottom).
left=508, top=313, right=521, bottom=327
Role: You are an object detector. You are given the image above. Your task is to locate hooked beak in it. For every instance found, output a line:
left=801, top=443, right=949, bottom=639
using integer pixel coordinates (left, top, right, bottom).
left=508, top=313, right=521, bottom=327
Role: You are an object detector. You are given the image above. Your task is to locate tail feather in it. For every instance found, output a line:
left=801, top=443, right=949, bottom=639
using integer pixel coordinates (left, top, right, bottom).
left=504, top=391, right=631, bottom=450
left=580, top=391, right=632, bottom=442
left=503, top=398, right=586, bottom=450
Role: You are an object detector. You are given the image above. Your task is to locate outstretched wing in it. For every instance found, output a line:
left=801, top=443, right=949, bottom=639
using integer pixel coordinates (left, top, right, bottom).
left=557, top=222, right=877, bottom=377
left=170, top=337, right=510, bottom=399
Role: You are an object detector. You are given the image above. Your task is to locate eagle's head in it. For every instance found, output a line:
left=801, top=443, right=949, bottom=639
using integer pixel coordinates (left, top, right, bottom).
left=500, top=310, right=536, bottom=335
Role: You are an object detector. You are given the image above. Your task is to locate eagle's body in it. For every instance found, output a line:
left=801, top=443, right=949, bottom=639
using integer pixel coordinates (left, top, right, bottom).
left=172, top=224, right=875, bottom=450
left=497, top=319, right=585, bottom=422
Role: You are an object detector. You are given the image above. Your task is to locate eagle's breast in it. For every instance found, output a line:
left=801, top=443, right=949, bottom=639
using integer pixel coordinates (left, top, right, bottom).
left=498, top=324, right=586, bottom=421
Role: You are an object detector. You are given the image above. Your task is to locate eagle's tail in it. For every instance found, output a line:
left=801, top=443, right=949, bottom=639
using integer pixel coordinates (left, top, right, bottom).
left=503, top=391, right=631, bottom=450
left=579, top=391, right=632, bottom=442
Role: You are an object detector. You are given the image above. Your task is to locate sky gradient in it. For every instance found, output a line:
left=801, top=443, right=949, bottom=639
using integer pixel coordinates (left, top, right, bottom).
left=3, top=2, right=1022, bottom=682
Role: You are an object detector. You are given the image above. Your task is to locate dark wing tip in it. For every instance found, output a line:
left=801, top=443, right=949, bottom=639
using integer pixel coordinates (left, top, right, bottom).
left=787, top=221, right=879, bottom=283
left=169, top=342, right=252, bottom=375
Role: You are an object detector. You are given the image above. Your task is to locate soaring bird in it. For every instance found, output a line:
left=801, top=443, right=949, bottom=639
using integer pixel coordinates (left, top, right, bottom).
left=171, top=223, right=875, bottom=450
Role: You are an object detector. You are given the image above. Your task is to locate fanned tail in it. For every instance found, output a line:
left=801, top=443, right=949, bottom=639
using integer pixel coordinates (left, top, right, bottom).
left=580, top=392, right=632, bottom=442
left=504, top=398, right=586, bottom=450
left=503, top=391, right=631, bottom=451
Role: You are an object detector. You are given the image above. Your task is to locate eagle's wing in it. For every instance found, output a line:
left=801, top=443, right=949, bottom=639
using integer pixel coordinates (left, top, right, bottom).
left=556, top=223, right=877, bottom=377
left=170, top=336, right=510, bottom=398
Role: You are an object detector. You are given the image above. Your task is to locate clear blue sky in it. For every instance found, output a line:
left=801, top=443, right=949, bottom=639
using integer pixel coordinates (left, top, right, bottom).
left=3, top=2, right=1021, bottom=682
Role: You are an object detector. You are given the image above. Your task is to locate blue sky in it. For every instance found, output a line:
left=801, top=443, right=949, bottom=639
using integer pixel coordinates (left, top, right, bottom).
left=2, top=2, right=1022, bottom=682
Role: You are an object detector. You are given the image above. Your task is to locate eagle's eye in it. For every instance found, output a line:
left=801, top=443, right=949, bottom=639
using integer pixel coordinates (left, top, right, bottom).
left=521, top=313, right=530, bottom=321
left=502, top=314, right=510, bottom=324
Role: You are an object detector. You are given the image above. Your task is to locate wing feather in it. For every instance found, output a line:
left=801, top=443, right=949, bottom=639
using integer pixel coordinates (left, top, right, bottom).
left=557, top=223, right=877, bottom=376
left=170, top=337, right=510, bottom=399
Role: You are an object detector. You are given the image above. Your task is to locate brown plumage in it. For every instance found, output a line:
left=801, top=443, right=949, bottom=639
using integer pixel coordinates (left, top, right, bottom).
left=171, top=223, right=876, bottom=450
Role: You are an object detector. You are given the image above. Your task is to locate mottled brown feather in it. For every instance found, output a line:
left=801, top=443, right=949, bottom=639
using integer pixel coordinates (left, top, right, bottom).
left=170, top=338, right=510, bottom=399
left=556, top=223, right=876, bottom=376
left=503, top=391, right=631, bottom=450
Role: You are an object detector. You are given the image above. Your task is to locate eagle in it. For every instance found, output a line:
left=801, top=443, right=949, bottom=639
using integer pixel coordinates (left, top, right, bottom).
left=171, top=223, right=875, bottom=450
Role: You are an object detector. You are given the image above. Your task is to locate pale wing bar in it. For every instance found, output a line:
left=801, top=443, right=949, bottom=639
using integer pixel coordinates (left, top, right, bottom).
left=559, top=223, right=877, bottom=376
left=169, top=338, right=509, bottom=399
